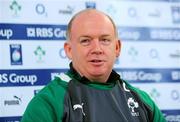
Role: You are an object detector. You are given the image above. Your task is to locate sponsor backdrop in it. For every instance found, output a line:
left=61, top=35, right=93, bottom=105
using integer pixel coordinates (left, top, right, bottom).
left=0, top=0, right=180, bottom=121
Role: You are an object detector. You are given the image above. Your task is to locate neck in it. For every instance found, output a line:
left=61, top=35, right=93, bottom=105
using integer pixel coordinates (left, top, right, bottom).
left=88, top=74, right=110, bottom=83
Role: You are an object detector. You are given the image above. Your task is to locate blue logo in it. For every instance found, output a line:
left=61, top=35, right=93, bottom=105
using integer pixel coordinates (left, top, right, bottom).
left=128, top=7, right=137, bottom=18
left=171, top=6, right=180, bottom=24
left=171, top=90, right=180, bottom=102
left=59, top=48, right=67, bottom=59
left=149, top=48, right=160, bottom=60
left=10, top=44, right=23, bottom=65
left=35, top=3, right=47, bottom=17
left=85, top=1, right=96, bottom=9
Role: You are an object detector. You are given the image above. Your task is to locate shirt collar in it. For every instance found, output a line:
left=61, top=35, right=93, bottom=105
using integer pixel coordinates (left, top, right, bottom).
left=67, top=62, right=121, bottom=85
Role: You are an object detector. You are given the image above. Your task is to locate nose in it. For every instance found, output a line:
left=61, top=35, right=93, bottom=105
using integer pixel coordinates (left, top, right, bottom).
left=91, top=39, right=103, bottom=54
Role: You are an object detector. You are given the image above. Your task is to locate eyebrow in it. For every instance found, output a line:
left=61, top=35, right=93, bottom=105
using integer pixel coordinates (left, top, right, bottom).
left=79, top=34, right=112, bottom=38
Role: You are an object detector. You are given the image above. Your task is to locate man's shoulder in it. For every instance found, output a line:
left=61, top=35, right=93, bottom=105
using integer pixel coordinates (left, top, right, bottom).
left=37, top=72, right=71, bottom=98
left=122, top=80, right=158, bottom=111
left=21, top=73, right=72, bottom=122
left=122, top=80, right=150, bottom=97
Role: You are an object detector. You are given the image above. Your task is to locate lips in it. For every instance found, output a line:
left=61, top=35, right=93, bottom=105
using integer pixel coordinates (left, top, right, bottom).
left=89, top=59, right=106, bottom=66
left=91, top=59, right=103, bottom=62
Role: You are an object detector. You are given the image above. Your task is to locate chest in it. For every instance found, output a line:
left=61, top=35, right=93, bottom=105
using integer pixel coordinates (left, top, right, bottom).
left=63, top=81, right=150, bottom=122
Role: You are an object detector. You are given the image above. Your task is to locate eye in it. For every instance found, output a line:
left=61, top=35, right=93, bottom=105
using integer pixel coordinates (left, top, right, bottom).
left=100, top=38, right=111, bottom=45
left=80, top=39, right=91, bottom=46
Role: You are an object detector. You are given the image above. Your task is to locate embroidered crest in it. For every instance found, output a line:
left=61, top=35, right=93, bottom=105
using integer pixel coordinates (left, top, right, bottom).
left=127, top=97, right=139, bottom=117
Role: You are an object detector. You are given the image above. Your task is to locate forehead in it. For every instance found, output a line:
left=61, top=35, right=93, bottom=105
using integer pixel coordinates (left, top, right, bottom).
left=70, top=11, right=115, bottom=36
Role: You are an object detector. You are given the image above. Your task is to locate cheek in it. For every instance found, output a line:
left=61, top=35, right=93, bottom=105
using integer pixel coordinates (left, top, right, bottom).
left=72, top=47, right=87, bottom=60
left=108, top=46, right=117, bottom=54
left=106, top=48, right=118, bottom=60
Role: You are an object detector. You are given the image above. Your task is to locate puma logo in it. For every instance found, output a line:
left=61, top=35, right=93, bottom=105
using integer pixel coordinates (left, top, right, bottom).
left=73, top=103, right=85, bottom=116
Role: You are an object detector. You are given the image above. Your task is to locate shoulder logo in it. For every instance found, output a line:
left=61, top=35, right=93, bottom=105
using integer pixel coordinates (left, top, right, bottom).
left=73, top=103, right=85, bottom=116
left=127, top=97, right=139, bottom=117
left=59, top=73, right=71, bottom=82
left=123, top=82, right=130, bottom=92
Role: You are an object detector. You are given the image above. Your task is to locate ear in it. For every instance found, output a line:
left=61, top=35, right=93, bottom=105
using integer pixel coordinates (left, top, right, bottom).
left=116, top=39, right=121, bottom=57
left=64, top=41, right=72, bottom=60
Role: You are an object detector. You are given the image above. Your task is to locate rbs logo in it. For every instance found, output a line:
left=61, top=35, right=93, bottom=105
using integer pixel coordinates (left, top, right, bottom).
left=0, top=73, right=37, bottom=85
left=0, top=29, right=13, bottom=39
left=27, top=27, right=66, bottom=38
left=0, top=73, right=8, bottom=83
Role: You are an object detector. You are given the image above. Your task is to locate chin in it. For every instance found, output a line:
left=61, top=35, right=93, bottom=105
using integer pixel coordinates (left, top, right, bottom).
left=90, top=69, right=107, bottom=76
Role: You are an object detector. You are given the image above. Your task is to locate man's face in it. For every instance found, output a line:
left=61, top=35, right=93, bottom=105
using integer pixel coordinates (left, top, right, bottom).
left=64, top=11, right=120, bottom=82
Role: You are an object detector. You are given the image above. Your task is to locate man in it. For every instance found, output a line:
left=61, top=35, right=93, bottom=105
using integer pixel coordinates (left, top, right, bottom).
left=21, top=9, right=166, bottom=122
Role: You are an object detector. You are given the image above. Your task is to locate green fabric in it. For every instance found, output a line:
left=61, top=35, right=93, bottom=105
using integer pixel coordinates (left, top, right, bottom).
left=21, top=72, right=166, bottom=122
left=21, top=77, right=68, bottom=122
left=123, top=80, right=167, bottom=122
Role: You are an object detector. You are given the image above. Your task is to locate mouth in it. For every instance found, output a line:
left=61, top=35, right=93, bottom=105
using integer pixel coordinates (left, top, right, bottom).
left=91, top=59, right=103, bottom=63
left=89, top=59, right=105, bottom=65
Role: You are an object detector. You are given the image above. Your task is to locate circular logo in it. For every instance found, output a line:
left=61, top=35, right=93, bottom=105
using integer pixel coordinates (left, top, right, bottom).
left=36, top=3, right=46, bottom=15
left=128, top=7, right=137, bottom=17
left=59, top=48, right=67, bottom=59
left=12, top=50, right=21, bottom=62
left=171, top=90, right=179, bottom=101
